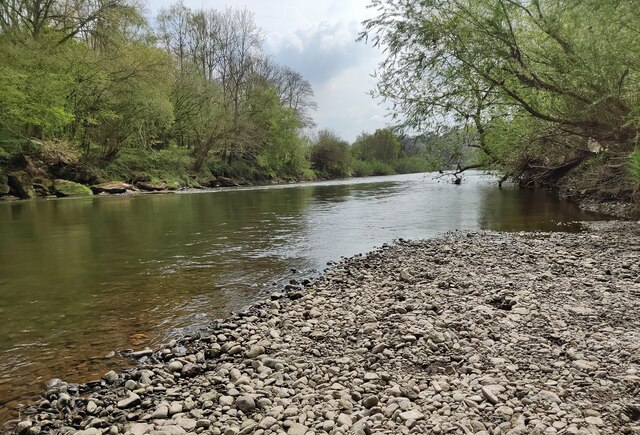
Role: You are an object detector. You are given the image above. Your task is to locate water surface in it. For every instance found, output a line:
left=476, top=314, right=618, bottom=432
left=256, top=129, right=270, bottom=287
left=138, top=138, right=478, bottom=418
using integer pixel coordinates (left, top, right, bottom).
left=0, top=172, right=601, bottom=422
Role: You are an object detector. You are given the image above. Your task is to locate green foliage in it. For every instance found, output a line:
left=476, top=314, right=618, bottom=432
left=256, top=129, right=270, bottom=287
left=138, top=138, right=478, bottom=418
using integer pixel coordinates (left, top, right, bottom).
left=0, top=1, right=318, bottom=186
left=395, top=156, right=436, bottom=174
left=351, top=129, right=401, bottom=164
left=351, top=159, right=395, bottom=177
left=248, top=86, right=310, bottom=179
left=361, top=0, right=640, bottom=187
left=94, top=146, right=198, bottom=186
left=350, top=128, right=438, bottom=176
left=74, top=43, right=175, bottom=160
left=349, top=128, right=450, bottom=176
left=0, top=35, right=75, bottom=140
left=630, top=148, right=640, bottom=185
left=208, top=159, right=261, bottom=181
left=310, top=130, right=351, bottom=178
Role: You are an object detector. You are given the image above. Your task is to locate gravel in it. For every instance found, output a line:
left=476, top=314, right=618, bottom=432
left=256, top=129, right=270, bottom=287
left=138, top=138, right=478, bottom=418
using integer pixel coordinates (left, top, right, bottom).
left=9, top=221, right=640, bottom=434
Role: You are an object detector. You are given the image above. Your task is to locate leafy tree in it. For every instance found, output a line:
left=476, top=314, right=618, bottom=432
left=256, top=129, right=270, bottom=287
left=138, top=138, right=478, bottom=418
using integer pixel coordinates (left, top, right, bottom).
left=70, top=42, right=174, bottom=160
left=351, top=129, right=401, bottom=164
left=248, top=85, right=309, bottom=178
left=0, top=0, right=134, bottom=44
left=310, top=130, right=351, bottom=178
left=0, top=0, right=319, bottom=187
left=0, top=34, right=74, bottom=141
left=361, top=0, right=640, bottom=185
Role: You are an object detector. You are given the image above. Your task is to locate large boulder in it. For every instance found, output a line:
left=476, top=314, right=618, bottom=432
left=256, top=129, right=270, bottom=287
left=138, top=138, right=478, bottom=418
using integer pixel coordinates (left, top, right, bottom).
left=91, top=182, right=135, bottom=195
left=0, top=175, right=10, bottom=196
left=53, top=179, right=93, bottom=197
left=32, top=176, right=54, bottom=197
left=136, top=181, right=168, bottom=192
left=7, top=171, right=36, bottom=199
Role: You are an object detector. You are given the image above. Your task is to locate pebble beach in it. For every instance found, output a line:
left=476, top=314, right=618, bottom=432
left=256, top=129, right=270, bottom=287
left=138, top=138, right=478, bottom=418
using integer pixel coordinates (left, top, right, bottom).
left=9, top=221, right=640, bottom=435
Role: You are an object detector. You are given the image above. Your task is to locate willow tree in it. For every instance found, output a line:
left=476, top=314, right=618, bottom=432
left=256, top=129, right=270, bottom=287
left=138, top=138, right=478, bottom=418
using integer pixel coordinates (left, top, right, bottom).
left=361, top=0, right=640, bottom=182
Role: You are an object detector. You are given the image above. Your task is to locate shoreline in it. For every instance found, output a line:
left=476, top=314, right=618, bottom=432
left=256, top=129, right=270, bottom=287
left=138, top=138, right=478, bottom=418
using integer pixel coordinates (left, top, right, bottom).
left=3, top=172, right=638, bottom=222
left=7, top=221, right=640, bottom=434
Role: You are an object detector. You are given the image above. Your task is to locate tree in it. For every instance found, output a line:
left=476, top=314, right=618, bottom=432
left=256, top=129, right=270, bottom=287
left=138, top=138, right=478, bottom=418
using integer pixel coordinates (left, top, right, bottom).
left=351, top=129, right=401, bottom=164
left=156, top=4, right=316, bottom=172
left=258, top=62, right=317, bottom=128
left=0, top=0, right=320, bottom=187
left=0, top=34, right=74, bottom=141
left=310, top=130, right=351, bottom=178
left=0, top=0, right=134, bottom=44
left=360, top=0, right=640, bottom=183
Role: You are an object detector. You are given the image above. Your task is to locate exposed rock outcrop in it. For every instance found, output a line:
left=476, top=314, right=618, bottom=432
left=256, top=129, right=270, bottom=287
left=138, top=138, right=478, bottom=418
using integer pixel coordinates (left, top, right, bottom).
left=90, top=182, right=135, bottom=195
left=53, top=179, right=93, bottom=197
left=7, top=171, right=36, bottom=199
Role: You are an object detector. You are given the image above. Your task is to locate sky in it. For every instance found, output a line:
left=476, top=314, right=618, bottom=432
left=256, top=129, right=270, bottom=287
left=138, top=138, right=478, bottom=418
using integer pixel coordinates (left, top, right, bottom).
left=147, top=0, right=388, bottom=142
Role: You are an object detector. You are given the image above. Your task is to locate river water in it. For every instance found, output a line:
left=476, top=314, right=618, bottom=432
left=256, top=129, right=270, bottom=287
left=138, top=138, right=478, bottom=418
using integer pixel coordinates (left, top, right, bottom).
left=0, top=172, right=601, bottom=422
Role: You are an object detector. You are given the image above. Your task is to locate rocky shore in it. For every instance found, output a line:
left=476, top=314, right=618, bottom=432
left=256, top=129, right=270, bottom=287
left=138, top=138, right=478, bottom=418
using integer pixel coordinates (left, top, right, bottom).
left=0, top=172, right=260, bottom=201
left=8, top=221, right=640, bottom=435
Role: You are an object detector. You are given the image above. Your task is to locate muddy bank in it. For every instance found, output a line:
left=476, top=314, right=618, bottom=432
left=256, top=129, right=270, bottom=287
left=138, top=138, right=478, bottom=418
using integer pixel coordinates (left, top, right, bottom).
left=7, top=221, right=640, bottom=434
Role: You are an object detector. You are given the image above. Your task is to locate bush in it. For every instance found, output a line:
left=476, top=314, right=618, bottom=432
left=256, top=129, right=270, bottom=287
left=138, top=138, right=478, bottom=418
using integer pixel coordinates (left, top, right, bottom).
left=310, top=130, right=351, bottom=178
left=300, top=168, right=317, bottom=181
left=351, top=159, right=395, bottom=177
left=94, top=146, right=197, bottom=186
left=209, top=158, right=265, bottom=182
left=395, top=156, right=436, bottom=174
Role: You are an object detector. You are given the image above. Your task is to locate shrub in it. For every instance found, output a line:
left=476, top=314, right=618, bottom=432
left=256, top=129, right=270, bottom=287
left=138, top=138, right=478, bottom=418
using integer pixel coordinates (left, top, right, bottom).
left=351, top=159, right=395, bottom=177
left=310, top=130, right=351, bottom=178
left=94, top=146, right=197, bottom=186
left=395, top=156, right=436, bottom=174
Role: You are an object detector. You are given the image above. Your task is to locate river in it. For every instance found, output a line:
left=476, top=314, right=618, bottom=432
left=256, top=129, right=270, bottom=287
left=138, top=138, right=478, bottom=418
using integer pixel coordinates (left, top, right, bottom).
left=0, top=172, right=601, bottom=422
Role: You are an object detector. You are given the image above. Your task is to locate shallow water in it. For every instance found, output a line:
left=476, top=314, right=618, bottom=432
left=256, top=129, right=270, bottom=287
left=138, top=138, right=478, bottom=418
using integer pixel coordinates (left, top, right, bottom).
left=0, top=171, right=601, bottom=421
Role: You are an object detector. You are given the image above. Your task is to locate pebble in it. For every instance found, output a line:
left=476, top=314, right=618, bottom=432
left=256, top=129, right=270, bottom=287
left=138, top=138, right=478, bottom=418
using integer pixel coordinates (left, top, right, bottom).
left=258, top=416, right=277, bottom=430
left=235, top=395, right=255, bottom=413
left=117, top=393, right=140, bottom=409
left=152, top=405, right=168, bottom=419
left=287, top=422, right=309, bottom=435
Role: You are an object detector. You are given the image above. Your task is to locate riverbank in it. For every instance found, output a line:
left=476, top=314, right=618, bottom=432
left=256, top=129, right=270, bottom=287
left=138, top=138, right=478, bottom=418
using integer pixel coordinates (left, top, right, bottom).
left=3, top=170, right=640, bottom=223
left=7, top=220, right=639, bottom=434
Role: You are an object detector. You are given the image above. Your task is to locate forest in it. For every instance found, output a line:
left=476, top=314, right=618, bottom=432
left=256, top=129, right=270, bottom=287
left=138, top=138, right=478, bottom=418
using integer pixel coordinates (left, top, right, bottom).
left=0, top=0, right=453, bottom=199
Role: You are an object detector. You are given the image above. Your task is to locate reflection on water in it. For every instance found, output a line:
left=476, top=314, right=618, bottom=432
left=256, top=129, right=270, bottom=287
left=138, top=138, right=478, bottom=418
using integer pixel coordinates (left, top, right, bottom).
left=0, top=172, right=601, bottom=422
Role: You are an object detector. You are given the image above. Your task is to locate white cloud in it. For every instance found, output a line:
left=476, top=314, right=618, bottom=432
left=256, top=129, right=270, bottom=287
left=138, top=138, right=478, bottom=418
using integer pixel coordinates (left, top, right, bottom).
left=147, top=0, right=388, bottom=141
left=313, top=58, right=389, bottom=141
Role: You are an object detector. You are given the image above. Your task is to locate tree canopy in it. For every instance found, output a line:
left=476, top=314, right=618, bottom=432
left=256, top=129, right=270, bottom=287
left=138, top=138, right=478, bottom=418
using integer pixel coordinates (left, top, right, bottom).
left=0, top=0, right=320, bottom=186
left=361, top=0, right=640, bottom=191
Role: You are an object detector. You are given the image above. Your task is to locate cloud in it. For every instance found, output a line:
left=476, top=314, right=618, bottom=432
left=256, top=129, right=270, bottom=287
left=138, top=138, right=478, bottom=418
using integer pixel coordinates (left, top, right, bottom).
left=268, top=20, right=371, bottom=85
left=267, top=19, right=389, bottom=140
left=313, top=56, right=390, bottom=141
